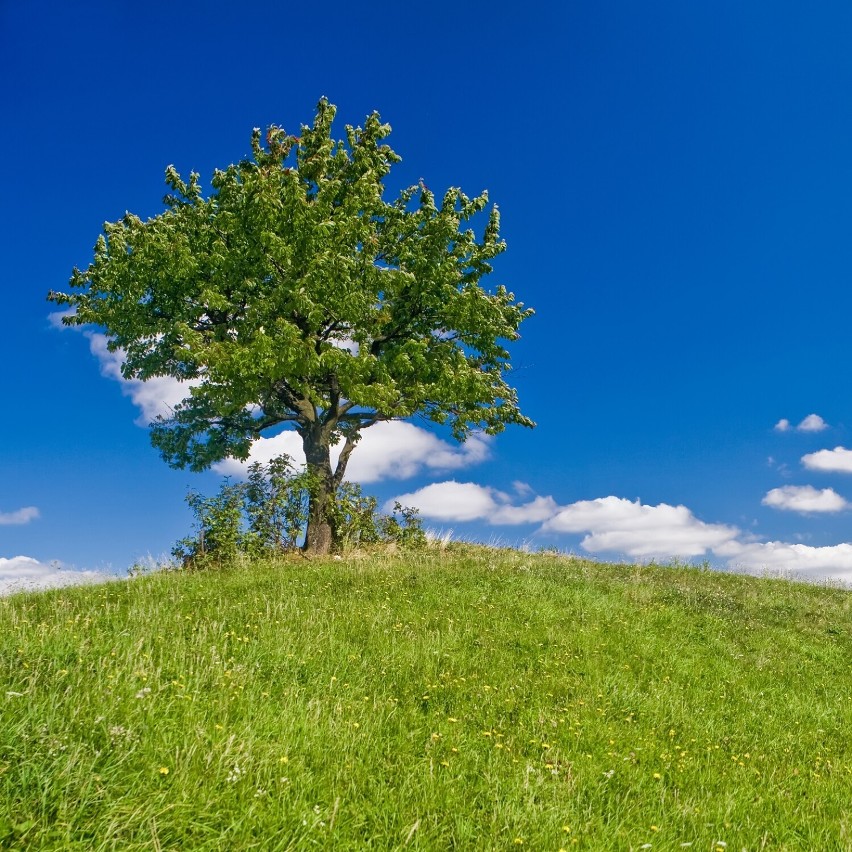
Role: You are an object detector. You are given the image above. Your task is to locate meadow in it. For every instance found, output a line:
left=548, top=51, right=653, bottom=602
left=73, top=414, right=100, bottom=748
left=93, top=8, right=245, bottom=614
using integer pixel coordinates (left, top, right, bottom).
left=1, top=546, right=851, bottom=850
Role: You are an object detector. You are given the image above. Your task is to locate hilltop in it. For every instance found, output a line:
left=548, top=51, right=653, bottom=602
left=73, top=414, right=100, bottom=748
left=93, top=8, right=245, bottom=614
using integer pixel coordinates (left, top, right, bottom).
left=1, top=546, right=850, bottom=849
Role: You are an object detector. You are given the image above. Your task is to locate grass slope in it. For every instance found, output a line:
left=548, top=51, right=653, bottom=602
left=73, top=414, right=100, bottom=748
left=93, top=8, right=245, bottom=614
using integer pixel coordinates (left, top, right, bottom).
left=1, top=547, right=851, bottom=850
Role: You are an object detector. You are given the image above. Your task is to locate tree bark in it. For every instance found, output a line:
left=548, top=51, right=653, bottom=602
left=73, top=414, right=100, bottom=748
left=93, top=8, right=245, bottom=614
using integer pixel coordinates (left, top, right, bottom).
left=301, top=421, right=362, bottom=555
left=302, top=428, right=335, bottom=556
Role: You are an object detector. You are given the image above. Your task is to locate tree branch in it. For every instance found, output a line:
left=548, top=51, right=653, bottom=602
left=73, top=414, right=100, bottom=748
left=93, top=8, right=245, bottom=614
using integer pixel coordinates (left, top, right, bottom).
left=272, top=379, right=315, bottom=422
left=332, top=429, right=364, bottom=488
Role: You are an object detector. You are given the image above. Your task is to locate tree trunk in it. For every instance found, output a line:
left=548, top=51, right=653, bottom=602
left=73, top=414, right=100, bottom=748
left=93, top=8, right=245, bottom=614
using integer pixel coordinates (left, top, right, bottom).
left=302, top=429, right=335, bottom=556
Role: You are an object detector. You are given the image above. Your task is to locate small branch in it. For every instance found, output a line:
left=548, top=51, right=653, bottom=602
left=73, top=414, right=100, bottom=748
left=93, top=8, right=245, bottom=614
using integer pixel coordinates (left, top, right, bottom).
left=339, top=411, right=385, bottom=425
left=332, top=432, right=360, bottom=488
left=323, top=374, right=341, bottom=427
left=252, top=413, right=303, bottom=433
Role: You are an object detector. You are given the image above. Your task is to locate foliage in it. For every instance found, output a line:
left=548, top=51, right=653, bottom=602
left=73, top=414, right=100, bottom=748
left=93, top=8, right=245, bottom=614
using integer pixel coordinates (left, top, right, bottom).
left=172, top=482, right=246, bottom=567
left=378, top=501, right=428, bottom=549
left=49, top=98, right=534, bottom=553
left=2, top=550, right=852, bottom=848
left=243, top=455, right=312, bottom=555
left=332, top=487, right=427, bottom=550
left=329, top=481, right=381, bottom=548
left=172, top=455, right=425, bottom=566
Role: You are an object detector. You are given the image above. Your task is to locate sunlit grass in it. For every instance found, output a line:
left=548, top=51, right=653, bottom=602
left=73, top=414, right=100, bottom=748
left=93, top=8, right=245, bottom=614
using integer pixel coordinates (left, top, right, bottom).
left=1, top=546, right=851, bottom=849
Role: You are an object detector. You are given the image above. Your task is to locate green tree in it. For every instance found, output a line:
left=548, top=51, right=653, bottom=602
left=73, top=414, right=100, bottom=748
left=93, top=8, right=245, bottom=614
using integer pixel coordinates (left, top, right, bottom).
left=49, top=99, right=533, bottom=554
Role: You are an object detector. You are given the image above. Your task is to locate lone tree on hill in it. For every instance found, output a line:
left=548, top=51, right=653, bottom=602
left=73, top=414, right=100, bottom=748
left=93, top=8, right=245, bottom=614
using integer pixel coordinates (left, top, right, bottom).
left=49, top=98, right=534, bottom=554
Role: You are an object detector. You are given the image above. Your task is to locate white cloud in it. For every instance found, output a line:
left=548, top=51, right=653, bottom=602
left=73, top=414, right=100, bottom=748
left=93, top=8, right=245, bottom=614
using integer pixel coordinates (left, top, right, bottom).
left=51, top=315, right=194, bottom=425
left=86, top=332, right=192, bottom=425
left=215, top=421, right=491, bottom=483
left=392, top=481, right=501, bottom=522
left=543, top=497, right=740, bottom=559
left=389, top=480, right=559, bottom=524
left=492, top=495, right=561, bottom=524
left=0, top=507, right=39, bottom=526
left=214, top=431, right=304, bottom=475
left=0, top=556, right=114, bottom=596
left=719, top=541, right=852, bottom=583
left=48, top=309, right=75, bottom=329
left=797, top=413, right=828, bottom=432
left=513, top=481, right=535, bottom=498
left=394, top=479, right=852, bottom=583
left=331, top=336, right=359, bottom=355
left=393, top=487, right=740, bottom=560
left=762, top=485, right=848, bottom=514
left=346, top=423, right=490, bottom=483
left=775, top=414, right=828, bottom=433
left=801, top=446, right=852, bottom=474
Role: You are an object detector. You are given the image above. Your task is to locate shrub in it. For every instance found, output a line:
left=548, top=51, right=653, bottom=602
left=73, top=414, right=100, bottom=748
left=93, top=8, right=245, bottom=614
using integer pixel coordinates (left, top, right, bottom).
left=243, top=454, right=311, bottom=555
left=379, top=502, right=428, bottom=550
left=172, top=482, right=246, bottom=568
left=173, top=456, right=426, bottom=566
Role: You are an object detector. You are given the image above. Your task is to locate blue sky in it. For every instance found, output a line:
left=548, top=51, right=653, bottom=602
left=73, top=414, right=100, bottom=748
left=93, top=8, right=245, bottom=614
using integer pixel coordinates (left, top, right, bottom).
left=5, top=0, right=852, bottom=590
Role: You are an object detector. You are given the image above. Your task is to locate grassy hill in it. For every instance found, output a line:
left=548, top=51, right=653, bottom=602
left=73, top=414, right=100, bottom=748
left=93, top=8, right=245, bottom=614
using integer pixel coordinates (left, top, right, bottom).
left=1, top=546, right=851, bottom=850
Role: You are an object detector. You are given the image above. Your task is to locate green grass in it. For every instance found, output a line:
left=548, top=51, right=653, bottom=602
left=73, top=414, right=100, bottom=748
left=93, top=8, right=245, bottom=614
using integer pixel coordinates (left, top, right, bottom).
left=2, top=546, right=852, bottom=850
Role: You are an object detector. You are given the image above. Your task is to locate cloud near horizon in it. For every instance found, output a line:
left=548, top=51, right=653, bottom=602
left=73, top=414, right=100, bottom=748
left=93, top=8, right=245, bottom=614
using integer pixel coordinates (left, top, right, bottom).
left=0, top=556, right=114, bottom=596
left=392, top=483, right=740, bottom=560
left=0, top=507, right=39, bottom=526
left=388, top=480, right=558, bottom=524
left=717, top=540, right=852, bottom=583
left=542, top=496, right=740, bottom=558
left=391, top=480, right=852, bottom=581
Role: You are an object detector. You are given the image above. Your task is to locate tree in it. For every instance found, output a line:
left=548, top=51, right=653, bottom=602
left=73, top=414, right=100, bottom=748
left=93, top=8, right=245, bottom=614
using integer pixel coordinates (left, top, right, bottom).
left=49, top=98, right=534, bottom=554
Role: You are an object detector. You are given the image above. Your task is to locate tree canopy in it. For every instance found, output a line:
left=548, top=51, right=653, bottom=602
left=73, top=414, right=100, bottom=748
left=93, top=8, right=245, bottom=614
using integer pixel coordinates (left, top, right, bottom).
left=49, top=98, right=534, bottom=553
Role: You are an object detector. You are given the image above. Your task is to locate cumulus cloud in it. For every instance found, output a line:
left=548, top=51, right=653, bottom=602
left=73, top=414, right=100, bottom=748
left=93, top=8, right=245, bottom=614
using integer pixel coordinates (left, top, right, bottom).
left=389, top=480, right=559, bottom=524
left=797, top=413, right=828, bottom=432
left=215, top=422, right=491, bottom=483
left=492, top=496, right=561, bottom=524
left=345, top=423, right=490, bottom=483
left=391, top=481, right=500, bottom=522
left=542, top=497, right=740, bottom=559
left=775, top=414, right=828, bottom=433
left=762, top=485, right=848, bottom=514
left=0, top=507, right=39, bottom=526
left=213, top=431, right=303, bottom=475
left=0, top=556, right=114, bottom=596
left=801, top=446, right=852, bottom=474
left=384, top=476, right=852, bottom=582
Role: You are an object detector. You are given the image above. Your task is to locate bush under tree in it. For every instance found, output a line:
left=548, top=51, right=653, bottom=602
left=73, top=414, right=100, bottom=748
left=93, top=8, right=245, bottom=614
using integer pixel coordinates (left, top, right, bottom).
left=173, top=455, right=425, bottom=567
